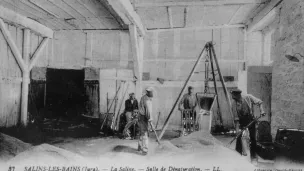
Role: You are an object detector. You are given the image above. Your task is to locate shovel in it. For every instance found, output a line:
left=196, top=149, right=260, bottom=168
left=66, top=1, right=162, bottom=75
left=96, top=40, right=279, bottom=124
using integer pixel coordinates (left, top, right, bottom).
left=149, top=121, right=161, bottom=145
left=225, top=114, right=266, bottom=149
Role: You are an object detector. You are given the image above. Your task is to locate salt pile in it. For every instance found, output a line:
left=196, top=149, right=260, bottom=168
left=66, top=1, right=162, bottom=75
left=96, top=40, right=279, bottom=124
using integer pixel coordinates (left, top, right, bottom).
left=153, top=140, right=183, bottom=154
left=170, top=131, right=223, bottom=151
left=8, top=143, right=85, bottom=165
left=0, top=133, right=32, bottom=161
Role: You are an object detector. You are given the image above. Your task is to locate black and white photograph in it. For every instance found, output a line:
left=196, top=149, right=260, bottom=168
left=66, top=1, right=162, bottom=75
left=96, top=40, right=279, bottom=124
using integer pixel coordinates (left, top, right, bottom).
left=0, top=0, right=303, bottom=171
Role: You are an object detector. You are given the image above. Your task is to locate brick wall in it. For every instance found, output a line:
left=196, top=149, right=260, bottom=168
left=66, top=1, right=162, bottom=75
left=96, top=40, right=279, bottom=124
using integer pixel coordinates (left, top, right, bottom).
left=271, top=0, right=304, bottom=136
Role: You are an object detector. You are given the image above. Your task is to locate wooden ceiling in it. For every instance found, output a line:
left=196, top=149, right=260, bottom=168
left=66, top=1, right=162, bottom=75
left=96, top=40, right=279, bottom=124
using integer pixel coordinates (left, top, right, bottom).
left=131, top=0, right=271, bottom=30
left=0, top=0, right=123, bottom=30
left=0, top=0, right=272, bottom=31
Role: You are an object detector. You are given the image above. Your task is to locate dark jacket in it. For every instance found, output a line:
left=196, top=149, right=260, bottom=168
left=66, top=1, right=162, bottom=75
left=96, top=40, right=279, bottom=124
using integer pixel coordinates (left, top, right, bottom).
left=125, top=99, right=139, bottom=112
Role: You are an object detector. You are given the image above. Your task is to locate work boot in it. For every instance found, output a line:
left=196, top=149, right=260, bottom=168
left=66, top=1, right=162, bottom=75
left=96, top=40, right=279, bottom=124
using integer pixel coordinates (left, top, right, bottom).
left=141, top=151, right=148, bottom=155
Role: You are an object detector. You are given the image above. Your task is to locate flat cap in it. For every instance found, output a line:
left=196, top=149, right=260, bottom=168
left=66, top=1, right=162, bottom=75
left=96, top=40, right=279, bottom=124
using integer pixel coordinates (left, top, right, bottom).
left=230, top=88, right=242, bottom=94
left=129, top=92, right=135, bottom=96
left=146, top=87, right=153, bottom=91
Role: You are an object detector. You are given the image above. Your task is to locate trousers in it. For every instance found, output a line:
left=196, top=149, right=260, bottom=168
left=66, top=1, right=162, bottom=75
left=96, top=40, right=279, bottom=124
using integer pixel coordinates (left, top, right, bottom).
left=138, top=115, right=149, bottom=152
left=236, top=123, right=256, bottom=158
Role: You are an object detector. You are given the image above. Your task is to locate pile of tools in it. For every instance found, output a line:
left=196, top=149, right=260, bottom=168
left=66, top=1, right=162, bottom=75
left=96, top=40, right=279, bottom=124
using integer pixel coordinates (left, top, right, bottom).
left=100, top=81, right=130, bottom=133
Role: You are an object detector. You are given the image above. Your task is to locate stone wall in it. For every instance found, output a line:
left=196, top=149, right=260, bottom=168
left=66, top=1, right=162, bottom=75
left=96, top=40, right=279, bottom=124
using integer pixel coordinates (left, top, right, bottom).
left=271, top=0, right=304, bottom=136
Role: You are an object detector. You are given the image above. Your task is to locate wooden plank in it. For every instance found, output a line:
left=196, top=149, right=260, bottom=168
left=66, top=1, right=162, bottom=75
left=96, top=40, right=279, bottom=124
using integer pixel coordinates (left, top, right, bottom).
left=29, top=0, right=72, bottom=18
left=0, top=5, right=53, bottom=38
left=62, top=0, right=102, bottom=29
left=247, top=0, right=282, bottom=32
left=17, top=0, right=71, bottom=29
left=147, top=24, right=245, bottom=32
left=135, top=0, right=266, bottom=7
left=78, top=0, right=121, bottom=29
left=77, top=0, right=110, bottom=29
left=47, top=0, right=93, bottom=29
left=105, top=0, right=146, bottom=36
left=0, top=0, right=58, bottom=29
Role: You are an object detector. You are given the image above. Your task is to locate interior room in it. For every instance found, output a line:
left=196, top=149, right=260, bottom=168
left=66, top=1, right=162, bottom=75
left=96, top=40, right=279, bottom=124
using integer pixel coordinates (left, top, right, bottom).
left=0, top=0, right=303, bottom=170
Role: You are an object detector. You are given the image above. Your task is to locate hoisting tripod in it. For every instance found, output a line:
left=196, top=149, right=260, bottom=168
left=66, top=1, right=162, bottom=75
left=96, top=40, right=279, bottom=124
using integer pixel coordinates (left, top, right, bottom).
left=159, top=42, right=234, bottom=140
left=204, top=42, right=234, bottom=128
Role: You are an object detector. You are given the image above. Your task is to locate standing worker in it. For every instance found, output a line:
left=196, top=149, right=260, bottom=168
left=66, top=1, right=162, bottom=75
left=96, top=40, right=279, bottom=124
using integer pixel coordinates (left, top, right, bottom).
left=178, top=86, right=197, bottom=134
left=138, top=87, right=154, bottom=155
left=230, top=88, right=266, bottom=161
left=123, top=93, right=138, bottom=139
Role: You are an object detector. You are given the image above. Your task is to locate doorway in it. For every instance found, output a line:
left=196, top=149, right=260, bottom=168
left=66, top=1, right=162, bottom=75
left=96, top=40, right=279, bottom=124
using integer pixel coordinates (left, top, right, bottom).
left=46, top=68, right=85, bottom=121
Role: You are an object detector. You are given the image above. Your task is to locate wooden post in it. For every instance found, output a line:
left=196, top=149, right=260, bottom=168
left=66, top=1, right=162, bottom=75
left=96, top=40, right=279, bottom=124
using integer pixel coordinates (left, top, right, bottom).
left=158, top=43, right=208, bottom=140
left=208, top=44, right=223, bottom=125
left=0, top=18, right=26, bottom=72
left=210, top=43, right=235, bottom=127
left=21, top=29, right=31, bottom=127
left=129, top=24, right=143, bottom=100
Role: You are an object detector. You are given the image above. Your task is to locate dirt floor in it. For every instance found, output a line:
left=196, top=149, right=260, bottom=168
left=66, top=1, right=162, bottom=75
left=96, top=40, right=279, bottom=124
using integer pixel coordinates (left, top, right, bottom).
left=0, top=130, right=303, bottom=171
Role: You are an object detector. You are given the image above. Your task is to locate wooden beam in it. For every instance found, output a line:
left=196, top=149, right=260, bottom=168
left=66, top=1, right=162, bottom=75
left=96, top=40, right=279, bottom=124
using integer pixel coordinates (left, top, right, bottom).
left=142, top=81, right=237, bottom=88
left=129, top=24, right=143, bottom=99
left=228, top=5, right=242, bottom=24
left=105, top=0, right=146, bottom=36
left=29, top=38, right=48, bottom=70
left=143, top=59, right=246, bottom=63
left=0, top=5, right=53, bottom=38
left=167, top=7, right=173, bottom=28
left=135, top=0, right=265, bottom=7
left=147, top=24, right=245, bottom=32
left=247, top=0, right=282, bottom=32
left=247, top=7, right=278, bottom=32
left=21, top=29, right=31, bottom=127
left=0, top=18, right=26, bottom=72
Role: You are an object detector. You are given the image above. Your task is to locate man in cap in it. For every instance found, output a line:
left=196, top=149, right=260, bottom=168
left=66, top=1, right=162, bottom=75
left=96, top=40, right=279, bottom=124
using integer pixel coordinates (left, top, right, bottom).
left=123, top=92, right=138, bottom=139
left=178, top=86, right=197, bottom=134
left=138, top=87, right=153, bottom=155
left=230, top=88, right=266, bottom=160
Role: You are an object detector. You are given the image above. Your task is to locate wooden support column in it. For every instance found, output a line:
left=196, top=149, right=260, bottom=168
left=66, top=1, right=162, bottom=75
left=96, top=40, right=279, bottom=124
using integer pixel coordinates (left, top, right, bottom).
left=0, top=18, right=49, bottom=127
left=138, top=35, right=144, bottom=97
left=0, top=18, right=26, bottom=72
left=129, top=24, right=143, bottom=99
left=21, top=29, right=30, bottom=127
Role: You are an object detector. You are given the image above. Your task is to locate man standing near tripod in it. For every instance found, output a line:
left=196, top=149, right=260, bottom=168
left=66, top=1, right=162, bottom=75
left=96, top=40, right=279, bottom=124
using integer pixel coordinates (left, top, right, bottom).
left=230, top=88, right=266, bottom=161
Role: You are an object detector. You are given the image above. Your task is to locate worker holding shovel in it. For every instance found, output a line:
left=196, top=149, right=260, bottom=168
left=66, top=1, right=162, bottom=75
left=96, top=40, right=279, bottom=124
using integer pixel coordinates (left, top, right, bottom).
left=137, top=87, right=154, bottom=155
left=230, top=88, right=266, bottom=162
